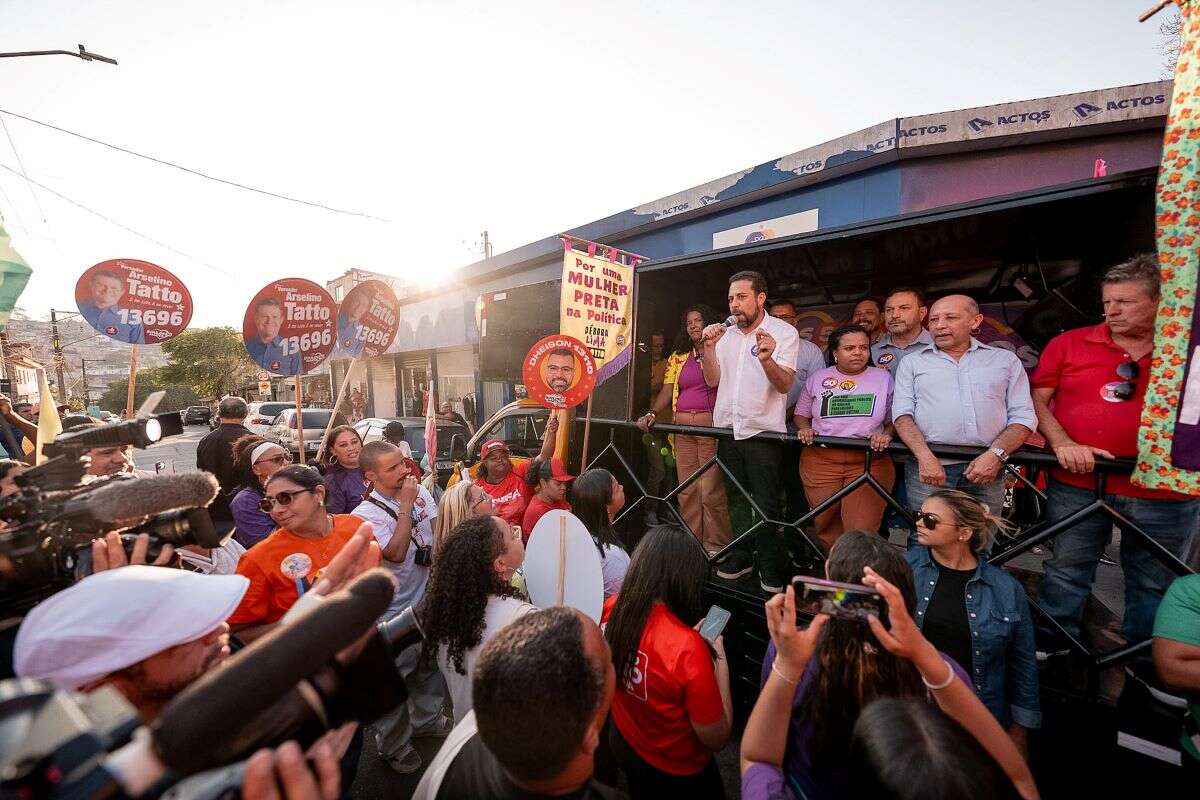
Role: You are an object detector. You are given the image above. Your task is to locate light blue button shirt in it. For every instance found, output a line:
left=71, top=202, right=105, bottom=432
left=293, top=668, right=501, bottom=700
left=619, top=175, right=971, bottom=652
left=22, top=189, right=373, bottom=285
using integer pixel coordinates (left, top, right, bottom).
left=871, top=329, right=934, bottom=377
left=786, top=337, right=829, bottom=412
left=891, top=337, right=1036, bottom=448
left=79, top=301, right=144, bottom=344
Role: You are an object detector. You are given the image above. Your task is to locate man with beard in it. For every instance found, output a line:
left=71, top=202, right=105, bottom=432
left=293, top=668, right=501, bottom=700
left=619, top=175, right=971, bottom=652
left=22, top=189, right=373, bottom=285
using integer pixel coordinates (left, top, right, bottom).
left=247, top=297, right=302, bottom=375
left=14, top=565, right=245, bottom=721
left=701, top=270, right=799, bottom=593
left=851, top=297, right=885, bottom=343
left=545, top=349, right=577, bottom=400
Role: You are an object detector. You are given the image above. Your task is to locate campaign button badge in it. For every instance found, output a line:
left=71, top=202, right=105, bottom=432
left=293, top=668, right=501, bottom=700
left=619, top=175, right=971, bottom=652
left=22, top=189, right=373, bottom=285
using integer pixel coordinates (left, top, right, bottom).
left=839, top=379, right=857, bottom=390
left=271, top=360, right=281, bottom=371
left=878, top=352, right=895, bottom=365
left=280, top=552, right=313, bottom=580
left=821, top=377, right=839, bottom=389
left=105, top=325, right=118, bottom=335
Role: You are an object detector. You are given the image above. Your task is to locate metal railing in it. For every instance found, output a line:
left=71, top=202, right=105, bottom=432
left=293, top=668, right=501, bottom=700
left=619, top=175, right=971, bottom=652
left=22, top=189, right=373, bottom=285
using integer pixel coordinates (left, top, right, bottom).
left=582, top=416, right=1196, bottom=695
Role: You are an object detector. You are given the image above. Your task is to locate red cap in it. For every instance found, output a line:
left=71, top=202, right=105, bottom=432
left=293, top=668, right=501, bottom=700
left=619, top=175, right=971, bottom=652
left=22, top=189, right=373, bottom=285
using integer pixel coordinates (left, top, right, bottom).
left=480, top=439, right=509, bottom=457
left=537, top=457, right=575, bottom=482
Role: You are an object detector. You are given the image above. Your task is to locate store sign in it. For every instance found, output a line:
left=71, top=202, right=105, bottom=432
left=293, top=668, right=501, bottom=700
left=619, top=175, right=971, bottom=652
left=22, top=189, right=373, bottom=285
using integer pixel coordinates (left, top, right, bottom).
left=522, top=334, right=596, bottom=410
left=560, top=248, right=633, bottom=385
left=712, top=208, right=818, bottom=249
left=75, top=259, right=192, bottom=344
left=335, top=279, right=400, bottom=359
left=242, top=278, right=337, bottom=376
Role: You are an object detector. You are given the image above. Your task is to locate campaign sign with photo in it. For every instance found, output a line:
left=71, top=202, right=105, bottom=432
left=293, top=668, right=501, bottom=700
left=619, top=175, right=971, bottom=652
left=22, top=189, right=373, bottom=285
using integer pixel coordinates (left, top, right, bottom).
left=242, top=279, right=337, bottom=376
left=522, top=334, right=597, bottom=409
left=75, top=259, right=193, bottom=345
left=335, top=279, right=400, bottom=359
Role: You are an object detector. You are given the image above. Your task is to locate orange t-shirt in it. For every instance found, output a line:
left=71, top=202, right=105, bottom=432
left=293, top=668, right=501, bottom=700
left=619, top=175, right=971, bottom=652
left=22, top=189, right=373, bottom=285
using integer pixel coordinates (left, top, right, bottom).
left=228, top=514, right=361, bottom=626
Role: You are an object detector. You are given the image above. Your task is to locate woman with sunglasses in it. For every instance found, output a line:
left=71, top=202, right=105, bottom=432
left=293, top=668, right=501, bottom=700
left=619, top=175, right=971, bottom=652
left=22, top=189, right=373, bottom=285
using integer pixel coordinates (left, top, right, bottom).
left=229, top=435, right=292, bottom=548
left=323, top=425, right=367, bottom=514
left=430, top=479, right=496, bottom=558
left=418, top=514, right=534, bottom=723
left=227, top=465, right=364, bottom=642
left=906, top=489, right=1040, bottom=755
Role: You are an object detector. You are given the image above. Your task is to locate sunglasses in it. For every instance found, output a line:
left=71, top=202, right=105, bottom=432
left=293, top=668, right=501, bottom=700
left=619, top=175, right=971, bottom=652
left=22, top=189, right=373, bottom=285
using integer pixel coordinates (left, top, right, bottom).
left=914, top=511, right=949, bottom=529
left=1111, top=360, right=1140, bottom=402
left=259, top=488, right=315, bottom=512
left=256, top=454, right=291, bottom=468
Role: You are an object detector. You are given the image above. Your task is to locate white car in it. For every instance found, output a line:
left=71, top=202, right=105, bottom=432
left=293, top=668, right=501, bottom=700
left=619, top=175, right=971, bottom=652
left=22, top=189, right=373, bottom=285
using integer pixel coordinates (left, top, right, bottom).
left=245, top=401, right=293, bottom=437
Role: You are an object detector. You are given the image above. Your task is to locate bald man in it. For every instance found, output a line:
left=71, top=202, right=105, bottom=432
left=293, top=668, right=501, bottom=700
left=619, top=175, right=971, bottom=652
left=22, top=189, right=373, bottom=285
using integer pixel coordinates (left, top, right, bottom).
left=891, top=295, right=1036, bottom=540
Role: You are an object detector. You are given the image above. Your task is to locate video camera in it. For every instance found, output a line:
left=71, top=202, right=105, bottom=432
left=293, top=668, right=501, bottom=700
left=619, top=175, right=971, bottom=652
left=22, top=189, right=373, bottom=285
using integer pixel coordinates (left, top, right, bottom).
left=0, top=572, right=421, bottom=799
left=0, top=406, right=221, bottom=612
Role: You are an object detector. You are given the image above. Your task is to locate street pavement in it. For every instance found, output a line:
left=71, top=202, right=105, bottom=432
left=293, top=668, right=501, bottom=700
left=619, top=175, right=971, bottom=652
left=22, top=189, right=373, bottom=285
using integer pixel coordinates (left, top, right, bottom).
left=135, top=421, right=207, bottom=474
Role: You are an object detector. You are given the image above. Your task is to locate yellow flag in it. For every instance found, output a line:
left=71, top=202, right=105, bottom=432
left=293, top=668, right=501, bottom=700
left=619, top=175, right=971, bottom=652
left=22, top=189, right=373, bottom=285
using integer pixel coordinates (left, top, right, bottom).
left=35, top=369, right=62, bottom=464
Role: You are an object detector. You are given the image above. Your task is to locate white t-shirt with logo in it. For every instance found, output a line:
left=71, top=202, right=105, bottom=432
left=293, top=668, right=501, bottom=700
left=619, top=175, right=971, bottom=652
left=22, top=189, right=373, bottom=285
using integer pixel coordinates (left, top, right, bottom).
left=351, top=487, right=437, bottom=617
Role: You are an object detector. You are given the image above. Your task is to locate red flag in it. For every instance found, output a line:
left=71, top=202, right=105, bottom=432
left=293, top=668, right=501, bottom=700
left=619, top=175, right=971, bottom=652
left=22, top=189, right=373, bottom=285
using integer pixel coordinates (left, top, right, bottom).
left=587, top=241, right=596, bottom=257
left=563, top=236, right=573, bottom=252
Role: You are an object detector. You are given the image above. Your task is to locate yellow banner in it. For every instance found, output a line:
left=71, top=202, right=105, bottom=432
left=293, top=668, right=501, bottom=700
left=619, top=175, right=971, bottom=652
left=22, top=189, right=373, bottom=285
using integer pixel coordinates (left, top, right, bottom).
left=560, top=249, right=633, bottom=384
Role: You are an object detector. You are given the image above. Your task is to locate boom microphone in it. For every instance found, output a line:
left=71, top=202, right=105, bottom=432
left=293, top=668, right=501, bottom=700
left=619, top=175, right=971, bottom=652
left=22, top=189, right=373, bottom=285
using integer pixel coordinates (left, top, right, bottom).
left=63, top=473, right=220, bottom=525
left=151, top=569, right=396, bottom=775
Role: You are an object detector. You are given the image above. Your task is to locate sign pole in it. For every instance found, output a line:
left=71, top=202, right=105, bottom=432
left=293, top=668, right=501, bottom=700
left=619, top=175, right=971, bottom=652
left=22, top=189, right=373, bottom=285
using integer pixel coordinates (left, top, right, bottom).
left=315, top=358, right=363, bottom=463
left=295, top=374, right=305, bottom=465
left=125, top=346, right=138, bottom=418
left=579, top=395, right=594, bottom=472
left=556, top=514, right=567, bottom=606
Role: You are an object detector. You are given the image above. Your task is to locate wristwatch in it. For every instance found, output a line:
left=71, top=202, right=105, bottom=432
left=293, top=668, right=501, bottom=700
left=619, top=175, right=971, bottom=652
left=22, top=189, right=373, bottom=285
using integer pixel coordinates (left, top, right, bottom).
left=988, top=446, right=1009, bottom=463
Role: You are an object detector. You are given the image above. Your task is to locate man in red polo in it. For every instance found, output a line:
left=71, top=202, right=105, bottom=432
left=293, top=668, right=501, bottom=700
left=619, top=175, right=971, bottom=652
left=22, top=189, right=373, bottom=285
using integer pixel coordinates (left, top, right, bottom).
left=1031, top=254, right=1200, bottom=649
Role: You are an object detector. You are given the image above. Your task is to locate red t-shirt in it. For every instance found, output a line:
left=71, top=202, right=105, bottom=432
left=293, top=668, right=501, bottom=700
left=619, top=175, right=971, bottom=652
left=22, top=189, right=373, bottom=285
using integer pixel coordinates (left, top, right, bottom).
left=1031, top=323, right=1181, bottom=499
left=228, top=514, right=361, bottom=625
left=479, top=460, right=533, bottom=527
left=521, top=497, right=571, bottom=543
left=601, top=596, right=724, bottom=775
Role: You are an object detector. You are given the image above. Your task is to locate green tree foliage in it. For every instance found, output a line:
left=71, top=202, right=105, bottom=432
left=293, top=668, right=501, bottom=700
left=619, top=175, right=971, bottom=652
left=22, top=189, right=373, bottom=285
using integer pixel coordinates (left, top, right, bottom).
left=159, top=327, right=258, bottom=398
left=99, top=367, right=200, bottom=413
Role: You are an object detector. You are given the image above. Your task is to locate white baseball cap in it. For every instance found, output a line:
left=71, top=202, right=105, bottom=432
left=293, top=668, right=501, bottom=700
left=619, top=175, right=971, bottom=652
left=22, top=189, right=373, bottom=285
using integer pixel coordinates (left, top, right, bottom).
left=15, top=566, right=249, bottom=689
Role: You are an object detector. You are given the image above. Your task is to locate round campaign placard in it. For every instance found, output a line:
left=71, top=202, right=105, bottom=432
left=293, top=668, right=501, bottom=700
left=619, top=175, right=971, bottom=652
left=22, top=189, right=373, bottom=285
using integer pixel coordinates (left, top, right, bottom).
left=242, top=278, right=337, bottom=376
left=74, top=259, right=193, bottom=345
left=335, top=280, right=399, bottom=359
left=522, top=334, right=597, bottom=410
left=524, top=510, right=603, bottom=623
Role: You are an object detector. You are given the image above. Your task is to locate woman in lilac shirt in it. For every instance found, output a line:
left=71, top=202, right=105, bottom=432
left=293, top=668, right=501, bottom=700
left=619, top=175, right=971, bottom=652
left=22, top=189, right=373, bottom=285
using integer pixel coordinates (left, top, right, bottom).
left=229, top=436, right=290, bottom=547
left=637, top=304, right=732, bottom=554
left=795, top=325, right=895, bottom=553
left=322, top=425, right=367, bottom=514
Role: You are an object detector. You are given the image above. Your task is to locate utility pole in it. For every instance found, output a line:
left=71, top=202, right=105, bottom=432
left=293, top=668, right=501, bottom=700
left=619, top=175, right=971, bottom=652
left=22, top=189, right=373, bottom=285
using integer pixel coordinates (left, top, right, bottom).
left=482, top=230, right=493, bottom=260
left=80, top=357, right=94, bottom=407
left=50, top=309, right=66, bottom=402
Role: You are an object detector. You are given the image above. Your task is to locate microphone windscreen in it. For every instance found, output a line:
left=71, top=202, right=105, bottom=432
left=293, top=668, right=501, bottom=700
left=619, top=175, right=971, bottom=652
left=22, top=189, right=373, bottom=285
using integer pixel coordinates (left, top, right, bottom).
left=151, top=569, right=395, bottom=775
left=70, top=473, right=220, bottom=523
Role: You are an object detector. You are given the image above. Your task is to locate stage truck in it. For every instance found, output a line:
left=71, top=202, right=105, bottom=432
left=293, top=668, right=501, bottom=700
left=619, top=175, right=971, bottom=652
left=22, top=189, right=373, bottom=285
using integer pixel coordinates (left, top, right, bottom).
left=471, top=109, right=1184, bottom=795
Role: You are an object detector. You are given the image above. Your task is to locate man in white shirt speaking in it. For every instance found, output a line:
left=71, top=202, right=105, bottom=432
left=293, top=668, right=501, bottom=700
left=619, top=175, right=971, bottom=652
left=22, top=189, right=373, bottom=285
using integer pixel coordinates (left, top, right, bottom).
left=701, top=270, right=800, bottom=592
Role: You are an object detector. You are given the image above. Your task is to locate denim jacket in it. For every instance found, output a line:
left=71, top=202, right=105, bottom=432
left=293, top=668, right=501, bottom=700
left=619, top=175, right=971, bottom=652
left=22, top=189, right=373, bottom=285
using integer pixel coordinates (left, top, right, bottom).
left=906, top=546, right=1041, bottom=729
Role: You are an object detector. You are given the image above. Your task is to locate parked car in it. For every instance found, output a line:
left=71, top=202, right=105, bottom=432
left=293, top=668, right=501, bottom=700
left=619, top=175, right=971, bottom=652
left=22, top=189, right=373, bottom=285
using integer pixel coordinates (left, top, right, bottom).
left=181, top=405, right=212, bottom=426
left=462, top=400, right=551, bottom=463
left=264, top=408, right=350, bottom=459
left=353, top=416, right=470, bottom=486
left=245, top=401, right=294, bottom=436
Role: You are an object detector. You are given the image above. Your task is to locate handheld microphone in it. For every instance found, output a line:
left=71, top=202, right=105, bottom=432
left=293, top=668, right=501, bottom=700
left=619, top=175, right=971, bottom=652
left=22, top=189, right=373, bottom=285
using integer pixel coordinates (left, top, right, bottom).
left=151, top=569, right=396, bottom=775
left=62, top=473, right=220, bottom=525
left=703, top=315, right=738, bottom=340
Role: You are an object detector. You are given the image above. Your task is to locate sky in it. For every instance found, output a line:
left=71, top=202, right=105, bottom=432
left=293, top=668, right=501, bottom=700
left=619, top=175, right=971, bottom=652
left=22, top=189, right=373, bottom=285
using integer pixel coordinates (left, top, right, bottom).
left=0, top=1, right=1175, bottom=327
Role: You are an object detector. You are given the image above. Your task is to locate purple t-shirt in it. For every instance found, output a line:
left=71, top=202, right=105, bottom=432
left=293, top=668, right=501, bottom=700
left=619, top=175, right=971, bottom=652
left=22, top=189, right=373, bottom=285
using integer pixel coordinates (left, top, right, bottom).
left=759, top=639, right=972, bottom=800
left=796, top=366, right=893, bottom=439
left=675, top=352, right=717, bottom=413
left=230, top=487, right=275, bottom=547
left=323, top=466, right=368, bottom=514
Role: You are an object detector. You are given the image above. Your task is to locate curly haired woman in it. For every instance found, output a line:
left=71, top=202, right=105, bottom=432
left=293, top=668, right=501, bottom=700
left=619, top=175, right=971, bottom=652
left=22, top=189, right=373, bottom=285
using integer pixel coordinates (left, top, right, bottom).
left=418, top=514, right=534, bottom=723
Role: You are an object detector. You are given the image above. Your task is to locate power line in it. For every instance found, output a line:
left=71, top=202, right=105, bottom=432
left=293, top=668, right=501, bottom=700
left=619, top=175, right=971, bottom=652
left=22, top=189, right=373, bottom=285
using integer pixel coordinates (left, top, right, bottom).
left=0, top=160, right=237, bottom=279
left=0, top=107, right=392, bottom=223
left=0, top=114, right=48, bottom=223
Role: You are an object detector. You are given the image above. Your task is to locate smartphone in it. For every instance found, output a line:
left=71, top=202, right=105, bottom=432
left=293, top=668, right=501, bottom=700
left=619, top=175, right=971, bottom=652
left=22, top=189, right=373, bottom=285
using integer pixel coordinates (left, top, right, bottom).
left=698, top=605, right=732, bottom=642
left=793, top=576, right=885, bottom=624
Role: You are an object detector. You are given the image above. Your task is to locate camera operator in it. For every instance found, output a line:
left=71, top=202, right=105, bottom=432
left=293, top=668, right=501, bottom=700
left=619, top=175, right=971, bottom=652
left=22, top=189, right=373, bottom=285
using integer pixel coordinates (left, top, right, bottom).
left=0, top=397, right=36, bottom=462
left=13, top=565, right=247, bottom=722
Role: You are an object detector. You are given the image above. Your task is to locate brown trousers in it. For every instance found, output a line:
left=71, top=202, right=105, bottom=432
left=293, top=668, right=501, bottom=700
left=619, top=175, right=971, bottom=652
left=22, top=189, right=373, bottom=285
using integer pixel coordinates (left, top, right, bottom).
left=672, top=410, right=733, bottom=553
left=800, top=446, right=895, bottom=553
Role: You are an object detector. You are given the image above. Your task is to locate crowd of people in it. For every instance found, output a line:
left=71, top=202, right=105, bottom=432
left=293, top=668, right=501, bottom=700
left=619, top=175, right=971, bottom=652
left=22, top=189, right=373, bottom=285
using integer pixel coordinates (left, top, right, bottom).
left=1, top=252, right=1198, bottom=798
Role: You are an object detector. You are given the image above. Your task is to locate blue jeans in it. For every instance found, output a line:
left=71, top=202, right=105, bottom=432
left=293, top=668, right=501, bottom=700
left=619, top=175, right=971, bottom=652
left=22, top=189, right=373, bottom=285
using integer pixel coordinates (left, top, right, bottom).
left=905, top=459, right=1006, bottom=548
left=1036, top=478, right=1200, bottom=644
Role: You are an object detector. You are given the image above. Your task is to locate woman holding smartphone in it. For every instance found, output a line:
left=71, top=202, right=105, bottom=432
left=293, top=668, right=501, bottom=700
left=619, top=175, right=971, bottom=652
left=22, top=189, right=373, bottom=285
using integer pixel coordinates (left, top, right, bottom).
left=906, top=489, right=1040, bottom=753
left=603, top=525, right=732, bottom=797
left=757, top=532, right=973, bottom=800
